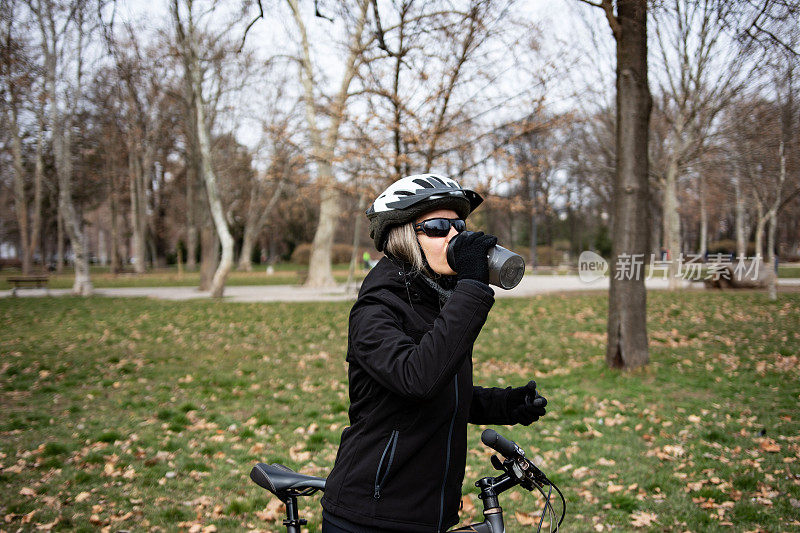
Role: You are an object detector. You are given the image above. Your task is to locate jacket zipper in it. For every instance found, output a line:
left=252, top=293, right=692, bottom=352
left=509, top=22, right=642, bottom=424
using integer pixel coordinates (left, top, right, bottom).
left=373, top=430, right=399, bottom=500
left=437, top=375, right=458, bottom=532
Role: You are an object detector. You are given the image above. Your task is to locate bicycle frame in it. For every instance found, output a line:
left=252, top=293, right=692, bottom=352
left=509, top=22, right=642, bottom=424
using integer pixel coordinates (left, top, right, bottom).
left=450, top=474, right=517, bottom=532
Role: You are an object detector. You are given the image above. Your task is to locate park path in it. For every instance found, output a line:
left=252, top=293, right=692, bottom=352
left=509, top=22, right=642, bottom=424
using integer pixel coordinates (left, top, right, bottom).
left=6, top=275, right=799, bottom=302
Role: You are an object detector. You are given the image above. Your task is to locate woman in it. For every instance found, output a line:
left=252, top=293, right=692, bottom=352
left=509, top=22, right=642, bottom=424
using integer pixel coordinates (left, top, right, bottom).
left=321, top=175, right=547, bottom=532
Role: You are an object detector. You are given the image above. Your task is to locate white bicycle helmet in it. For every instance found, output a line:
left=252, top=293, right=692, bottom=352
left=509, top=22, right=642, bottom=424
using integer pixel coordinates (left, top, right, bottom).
left=366, top=174, right=483, bottom=251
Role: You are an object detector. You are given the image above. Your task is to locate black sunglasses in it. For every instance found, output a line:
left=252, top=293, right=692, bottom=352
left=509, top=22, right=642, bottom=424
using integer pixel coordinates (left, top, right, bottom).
left=413, top=218, right=466, bottom=238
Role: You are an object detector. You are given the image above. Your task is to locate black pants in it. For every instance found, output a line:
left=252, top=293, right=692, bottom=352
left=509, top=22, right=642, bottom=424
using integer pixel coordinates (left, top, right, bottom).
left=321, top=518, right=350, bottom=533
left=321, top=511, right=382, bottom=533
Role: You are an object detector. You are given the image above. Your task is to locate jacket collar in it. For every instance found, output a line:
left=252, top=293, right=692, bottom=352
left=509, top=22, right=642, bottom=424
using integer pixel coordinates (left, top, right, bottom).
left=361, top=254, right=454, bottom=310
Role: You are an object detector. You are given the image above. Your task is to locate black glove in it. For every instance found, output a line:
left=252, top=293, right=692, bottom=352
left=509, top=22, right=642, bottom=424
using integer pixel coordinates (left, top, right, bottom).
left=506, top=380, right=547, bottom=426
left=449, top=231, right=497, bottom=284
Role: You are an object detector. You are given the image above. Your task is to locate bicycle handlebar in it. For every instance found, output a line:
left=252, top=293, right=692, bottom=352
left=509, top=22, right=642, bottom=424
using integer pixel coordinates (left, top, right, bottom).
left=481, top=428, right=525, bottom=459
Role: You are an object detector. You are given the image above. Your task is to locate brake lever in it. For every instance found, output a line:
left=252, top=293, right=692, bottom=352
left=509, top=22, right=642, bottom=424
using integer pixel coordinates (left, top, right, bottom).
left=490, top=455, right=505, bottom=472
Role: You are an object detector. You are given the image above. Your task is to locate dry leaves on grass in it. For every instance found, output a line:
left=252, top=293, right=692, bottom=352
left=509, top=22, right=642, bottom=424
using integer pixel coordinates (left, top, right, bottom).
left=646, top=443, right=685, bottom=461
left=630, top=511, right=658, bottom=528
left=458, top=495, right=477, bottom=523
left=757, top=437, right=781, bottom=453
left=177, top=522, right=218, bottom=533
left=571, top=466, right=591, bottom=479
left=515, top=510, right=548, bottom=528
left=255, top=498, right=286, bottom=522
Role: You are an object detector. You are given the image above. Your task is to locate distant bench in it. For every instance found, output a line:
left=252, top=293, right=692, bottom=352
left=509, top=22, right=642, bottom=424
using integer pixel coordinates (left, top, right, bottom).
left=6, top=275, right=49, bottom=296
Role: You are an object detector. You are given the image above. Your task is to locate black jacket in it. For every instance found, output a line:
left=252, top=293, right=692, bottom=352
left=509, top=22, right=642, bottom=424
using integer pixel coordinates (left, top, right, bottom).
left=321, top=256, right=516, bottom=532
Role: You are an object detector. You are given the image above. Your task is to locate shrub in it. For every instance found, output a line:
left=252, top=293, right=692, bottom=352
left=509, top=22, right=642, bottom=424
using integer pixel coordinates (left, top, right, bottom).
left=493, top=246, right=560, bottom=266
left=708, top=240, right=756, bottom=256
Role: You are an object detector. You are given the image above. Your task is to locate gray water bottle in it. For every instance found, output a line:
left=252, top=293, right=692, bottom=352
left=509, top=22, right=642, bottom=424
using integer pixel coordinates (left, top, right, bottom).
left=447, top=231, right=526, bottom=289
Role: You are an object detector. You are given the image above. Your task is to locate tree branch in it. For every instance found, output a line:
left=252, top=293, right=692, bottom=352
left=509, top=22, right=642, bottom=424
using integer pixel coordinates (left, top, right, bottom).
left=315, top=0, right=333, bottom=22
left=577, top=0, right=621, bottom=41
left=371, top=0, right=396, bottom=56
left=238, top=0, right=264, bottom=53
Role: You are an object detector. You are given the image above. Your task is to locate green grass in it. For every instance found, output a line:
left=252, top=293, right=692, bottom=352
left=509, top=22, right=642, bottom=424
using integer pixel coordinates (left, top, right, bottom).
left=0, top=263, right=366, bottom=290
left=1, top=292, right=799, bottom=531
left=779, top=265, right=800, bottom=278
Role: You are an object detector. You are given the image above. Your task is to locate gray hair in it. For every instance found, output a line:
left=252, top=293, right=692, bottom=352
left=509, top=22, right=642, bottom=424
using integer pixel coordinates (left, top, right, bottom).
left=385, top=223, right=428, bottom=274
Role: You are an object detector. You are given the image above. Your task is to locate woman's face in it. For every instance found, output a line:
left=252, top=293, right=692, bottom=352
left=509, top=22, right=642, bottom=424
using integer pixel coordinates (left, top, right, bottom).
left=415, top=208, right=460, bottom=276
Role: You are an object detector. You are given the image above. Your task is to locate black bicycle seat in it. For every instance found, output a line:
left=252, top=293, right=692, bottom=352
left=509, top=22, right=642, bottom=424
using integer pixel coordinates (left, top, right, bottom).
left=250, top=463, right=326, bottom=500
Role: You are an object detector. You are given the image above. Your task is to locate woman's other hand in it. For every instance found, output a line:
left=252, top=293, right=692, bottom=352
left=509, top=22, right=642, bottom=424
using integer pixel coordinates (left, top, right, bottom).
left=507, top=380, right=547, bottom=426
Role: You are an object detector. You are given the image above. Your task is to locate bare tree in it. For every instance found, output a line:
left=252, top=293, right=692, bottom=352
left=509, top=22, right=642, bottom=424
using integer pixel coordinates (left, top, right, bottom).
left=579, top=0, right=651, bottom=369
left=234, top=67, right=299, bottom=272
left=1, top=1, right=48, bottom=275
left=29, top=0, right=94, bottom=294
left=1, top=2, right=34, bottom=274
left=101, top=22, right=171, bottom=273
left=284, top=0, right=371, bottom=288
left=171, top=0, right=237, bottom=297
left=650, top=0, right=748, bottom=288
left=726, top=0, right=800, bottom=299
left=494, top=113, right=566, bottom=266
left=236, top=146, right=292, bottom=272
left=717, top=0, right=800, bottom=57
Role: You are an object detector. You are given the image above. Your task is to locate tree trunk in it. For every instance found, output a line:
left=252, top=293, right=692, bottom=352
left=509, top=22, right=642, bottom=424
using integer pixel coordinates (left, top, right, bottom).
left=237, top=177, right=286, bottom=271
left=530, top=208, right=538, bottom=269
left=699, top=188, right=708, bottom=258
left=110, top=174, right=121, bottom=274
left=766, top=137, right=788, bottom=301
left=185, top=103, right=200, bottom=272
left=129, top=149, right=147, bottom=273
left=662, top=158, right=681, bottom=289
left=529, top=176, right=538, bottom=268
left=754, top=198, right=765, bottom=260
left=605, top=0, right=650, bottom=370
left=186, top=223, right=199, bottom=271
left=199, top=222, right=217, bottom=291
left=56, top=209, right=64, bottom=274
left=238, top=227, right=256, bottom=272
left=97, top=229, right=107, bottom=266
left=56, top=124, right=92, bottom=295
left=307, top=179, right=339, bottom=287
left=191, top=66, right=233, bottom=298
left=649, top=195, right=661, bottom=257
left=8, top=104, right=31, bottom=274
left=347, top=193, right=367, bottom=287
left=29, top=113, right=45, bottom=271
left=734, top=176, right=747, bottom=257
left=767, top=209, right=777, bottom=300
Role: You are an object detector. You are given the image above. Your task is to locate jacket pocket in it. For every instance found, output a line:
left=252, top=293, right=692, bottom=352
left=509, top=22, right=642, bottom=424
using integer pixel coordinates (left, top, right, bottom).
left=373, top=430, right=399, bottom=500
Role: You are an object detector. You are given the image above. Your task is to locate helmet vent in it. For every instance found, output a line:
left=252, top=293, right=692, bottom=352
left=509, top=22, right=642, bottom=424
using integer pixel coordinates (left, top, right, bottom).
left=396, top=190, right=414, bottom=196
left=413, top=178, right=435, bottom=188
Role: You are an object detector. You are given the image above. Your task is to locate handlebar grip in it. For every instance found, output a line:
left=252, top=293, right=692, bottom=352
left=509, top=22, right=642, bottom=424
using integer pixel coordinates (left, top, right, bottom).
left=481, top=428, right=524, bottom=458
